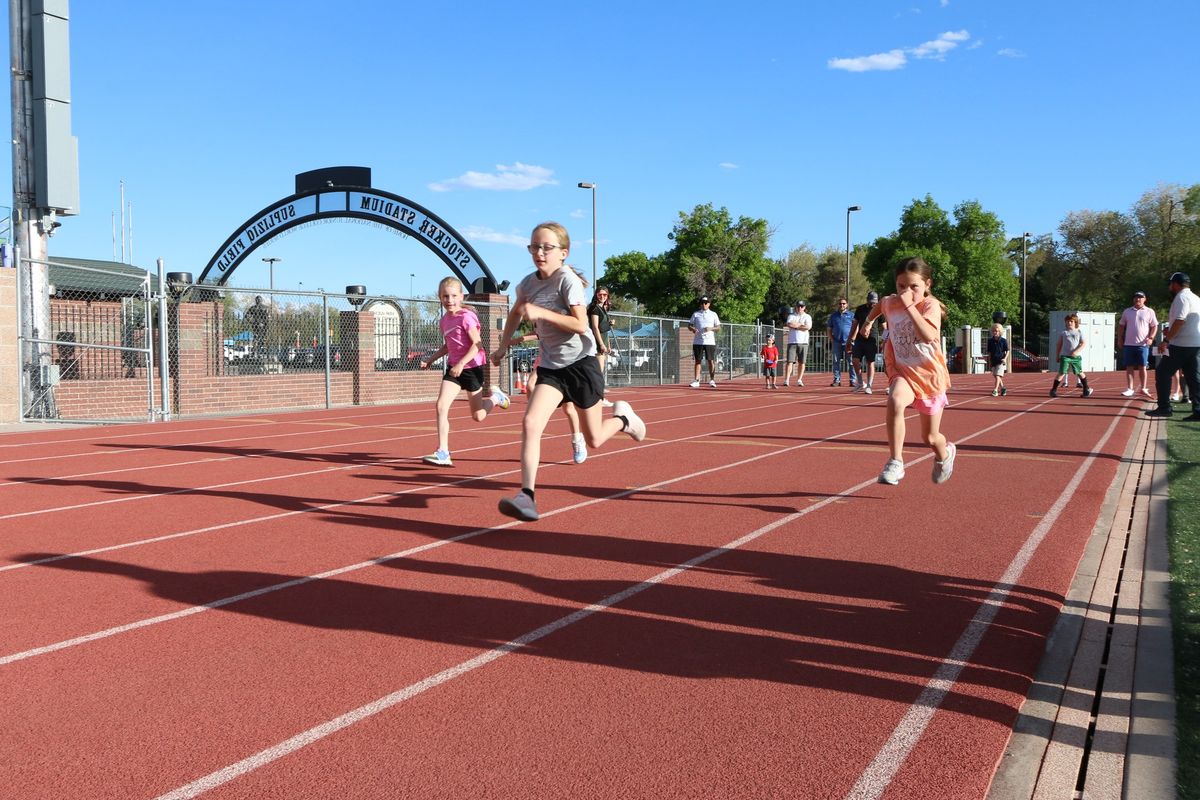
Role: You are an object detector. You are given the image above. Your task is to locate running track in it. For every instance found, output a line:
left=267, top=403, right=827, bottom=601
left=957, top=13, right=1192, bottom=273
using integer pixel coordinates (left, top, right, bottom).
left=0, top=374, right=1139, bottom=799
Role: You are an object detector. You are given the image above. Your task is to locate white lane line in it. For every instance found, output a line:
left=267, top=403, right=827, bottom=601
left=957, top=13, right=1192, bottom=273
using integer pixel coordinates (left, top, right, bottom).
left=0, top=392, right=807, bottom=520
left=843, top=402, right=1133, bottom=800
left=152, top=395, right=1089, bottom=800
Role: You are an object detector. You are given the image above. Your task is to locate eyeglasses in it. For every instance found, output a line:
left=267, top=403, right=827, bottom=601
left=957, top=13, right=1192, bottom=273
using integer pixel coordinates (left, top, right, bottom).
left=527, top=244, right=561, bottom=254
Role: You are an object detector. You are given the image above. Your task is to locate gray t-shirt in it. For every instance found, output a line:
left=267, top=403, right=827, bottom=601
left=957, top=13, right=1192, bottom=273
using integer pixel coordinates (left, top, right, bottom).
left=516, top=268, right=596, bottom=369
left=1060, top=327, right=1083, bottom=357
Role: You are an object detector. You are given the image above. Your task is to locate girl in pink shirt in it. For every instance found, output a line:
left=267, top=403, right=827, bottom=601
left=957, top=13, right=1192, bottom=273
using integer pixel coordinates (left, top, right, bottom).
left=865, top=257, right=956, bottom=486
left=419, top=277, right=510, bottom=467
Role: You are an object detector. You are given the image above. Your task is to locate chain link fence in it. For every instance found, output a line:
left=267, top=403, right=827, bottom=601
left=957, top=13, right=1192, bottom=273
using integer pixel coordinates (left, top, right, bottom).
left=14, top=254, right=856, bottom=423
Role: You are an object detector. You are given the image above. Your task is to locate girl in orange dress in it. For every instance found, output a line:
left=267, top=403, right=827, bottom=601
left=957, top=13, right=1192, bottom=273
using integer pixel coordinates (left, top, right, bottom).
left=865, top=257, right=956, bottom=485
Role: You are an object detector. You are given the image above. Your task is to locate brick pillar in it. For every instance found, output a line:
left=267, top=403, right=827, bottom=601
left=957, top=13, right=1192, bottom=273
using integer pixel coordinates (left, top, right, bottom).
left=343, top=309, right=375, bottom=405
left=467, top=292, right=510, bottom=391
left=0, top=269, right=18, bottom=422
left=173, top=300, right=224, bottom=415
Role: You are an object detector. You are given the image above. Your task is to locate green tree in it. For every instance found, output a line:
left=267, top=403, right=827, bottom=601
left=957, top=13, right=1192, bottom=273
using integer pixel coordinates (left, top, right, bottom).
left=861, top=195, right=1018, bottom=333
left=762, top=245, right=819, bottom=322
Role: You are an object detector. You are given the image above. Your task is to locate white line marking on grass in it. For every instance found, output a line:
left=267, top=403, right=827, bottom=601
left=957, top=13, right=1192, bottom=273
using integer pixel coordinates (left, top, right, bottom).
left=151, top=395, right=1096, bottom=799
left=843, top=402, right=1133, bottom=800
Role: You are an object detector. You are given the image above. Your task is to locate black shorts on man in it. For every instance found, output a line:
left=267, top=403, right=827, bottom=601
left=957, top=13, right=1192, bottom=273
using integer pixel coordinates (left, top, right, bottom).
left=692, top=344, right=717, bottom=362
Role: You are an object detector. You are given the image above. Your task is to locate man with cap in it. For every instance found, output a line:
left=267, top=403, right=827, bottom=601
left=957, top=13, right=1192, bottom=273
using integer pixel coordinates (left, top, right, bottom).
left=826, top=297, right=856, bottom=387
left=1118, top=290, right=1158, bottom=397
left=784, top=300, right=812, bottom=387
left=1147, top=272, right=1200, bottom=420
left=849, top=291, right=885, bottom=394
left=688, top=295, right=721, bottom=388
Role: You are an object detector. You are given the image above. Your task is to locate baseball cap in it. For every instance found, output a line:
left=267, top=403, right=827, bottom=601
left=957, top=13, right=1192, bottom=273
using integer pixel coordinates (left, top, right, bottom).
left=795, top=300, right=806, bottom=307
left=867, top=291, right=879, bottom=303
left=766, top=333, right=775, bottom=339
left=699, top=295, right=710, bottom=303
left=1133, top=290, right=1146, bottom=298
left=1169, top=271, right=1191, bottom=285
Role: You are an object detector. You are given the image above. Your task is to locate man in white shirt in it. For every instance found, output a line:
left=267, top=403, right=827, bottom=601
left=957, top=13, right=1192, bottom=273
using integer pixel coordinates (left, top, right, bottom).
left=784, top=301, right=812, bottom=387
left=1118, top=290, right=1158, bottom=397
left=688, top=296, right=721, bottom=388
left=1147, top=272, right=1200, bottom=420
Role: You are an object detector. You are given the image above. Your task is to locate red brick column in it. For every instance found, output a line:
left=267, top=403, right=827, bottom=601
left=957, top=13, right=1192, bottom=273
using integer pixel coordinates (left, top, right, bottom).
left=174, top=300, right=224, bottom=414
left=343, top=309, right=375, bottom=405
left=467, top=292, right=510, bottom=391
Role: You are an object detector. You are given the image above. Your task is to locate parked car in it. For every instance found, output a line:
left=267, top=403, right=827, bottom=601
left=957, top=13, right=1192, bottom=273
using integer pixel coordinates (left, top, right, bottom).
left=405, top=344, right=445, bottom=370
left=1011, top=347, right=1048, bottom=372
left=223, top=343, right=251, bottom=362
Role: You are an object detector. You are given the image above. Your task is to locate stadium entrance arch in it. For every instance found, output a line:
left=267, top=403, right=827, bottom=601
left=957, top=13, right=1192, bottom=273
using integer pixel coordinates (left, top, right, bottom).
left=196, top=166, right=504, bottom=293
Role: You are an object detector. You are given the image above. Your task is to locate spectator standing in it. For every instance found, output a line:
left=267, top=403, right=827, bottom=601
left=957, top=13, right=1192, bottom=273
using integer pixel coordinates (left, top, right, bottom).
left=761, top=334, right=779, bottom=389
left=244, top=295, right=271, bottom=354
left=849, top=291, right=884, bottom=394
left=587, top=287, right=614, bottom=407
left=784, top=301, right=812, bottom=387
left=1118, top=290, right=1158, bottom=398
left=688, top=296, right=721, bottom=388
left=827, top=298, right=855, bottom=387
left=1146, top=271, right=1200, bottom=420
left=986, top=323, right=1009, bottom=397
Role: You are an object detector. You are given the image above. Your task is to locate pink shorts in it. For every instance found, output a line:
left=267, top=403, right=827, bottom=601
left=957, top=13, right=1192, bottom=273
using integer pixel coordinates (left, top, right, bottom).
left=911, top=392, right=949, bottom=416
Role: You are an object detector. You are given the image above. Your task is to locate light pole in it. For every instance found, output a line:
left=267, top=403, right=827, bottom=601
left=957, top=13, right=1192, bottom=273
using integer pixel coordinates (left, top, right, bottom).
left=1021, top=232, right=1031, bottom=349
left=410, top=273, right=415, bottom=298
left=845, top=205, right=861, bottom=301
left=578, top=182, right=597, bottom=287
left=261, top=257, right=281, bottom=295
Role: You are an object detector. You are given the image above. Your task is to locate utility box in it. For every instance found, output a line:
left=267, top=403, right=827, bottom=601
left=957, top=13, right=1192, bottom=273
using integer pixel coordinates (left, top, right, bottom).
left=1048, top=311, right=1117, bottom=372
left=956, top=325, right=983, bottom=373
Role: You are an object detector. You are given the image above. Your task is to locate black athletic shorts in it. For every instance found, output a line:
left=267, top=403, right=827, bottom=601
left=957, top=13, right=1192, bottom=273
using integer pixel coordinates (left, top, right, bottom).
left=444, top=364, right=485, bottom=392
left=852, top=338, right=878, bottom=362
left=535, top=356, right=605, bottom=410
left=692, top=344, right=716, bottom=362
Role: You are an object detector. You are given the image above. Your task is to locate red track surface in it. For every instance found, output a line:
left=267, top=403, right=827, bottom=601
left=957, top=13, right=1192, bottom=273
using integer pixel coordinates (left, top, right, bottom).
left=0, top=375, right=1138, bottom=799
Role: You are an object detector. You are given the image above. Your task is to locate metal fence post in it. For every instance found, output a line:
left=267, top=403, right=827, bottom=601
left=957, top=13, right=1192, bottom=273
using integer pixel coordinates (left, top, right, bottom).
left=322, top=291, right=332, bottom=408
left=156, top=259, right=172, bottom=421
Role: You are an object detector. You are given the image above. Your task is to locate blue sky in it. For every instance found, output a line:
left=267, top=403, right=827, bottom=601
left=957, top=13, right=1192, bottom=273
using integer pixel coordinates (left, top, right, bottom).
left=4, top=0, right=1197, bottom=299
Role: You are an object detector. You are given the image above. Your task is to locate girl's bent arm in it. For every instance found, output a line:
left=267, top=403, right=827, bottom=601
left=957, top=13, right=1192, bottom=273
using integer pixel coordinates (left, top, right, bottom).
left=526, top=302, right=588, bottom=334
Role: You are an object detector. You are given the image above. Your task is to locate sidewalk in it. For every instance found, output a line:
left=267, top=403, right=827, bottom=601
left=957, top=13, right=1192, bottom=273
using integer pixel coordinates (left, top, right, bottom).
left=989, top=415, right=1177, bottom=799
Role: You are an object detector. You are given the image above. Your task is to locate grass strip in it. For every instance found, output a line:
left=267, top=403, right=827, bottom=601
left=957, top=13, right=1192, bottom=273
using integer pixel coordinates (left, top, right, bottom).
left=1167, top=417, right=1200, bottom=799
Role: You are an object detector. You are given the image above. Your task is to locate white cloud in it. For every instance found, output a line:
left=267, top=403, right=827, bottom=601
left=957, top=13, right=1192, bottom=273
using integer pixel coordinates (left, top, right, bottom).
left=940, top=0, right=950, bottom=7
left=829, top=29, right=970, bottom=72
left=719, top=162, right=739, bottom=170
left=828, top=49, right=908, bottom=72
left=569, top=208, right=586, bottom=218
left=428, top=162, right=557, bottom=192
left=997, top=48, right=1026, bottom=58
left=462, top=226, right=528, bottom=246
left=912, top=30, right=970, bottom=60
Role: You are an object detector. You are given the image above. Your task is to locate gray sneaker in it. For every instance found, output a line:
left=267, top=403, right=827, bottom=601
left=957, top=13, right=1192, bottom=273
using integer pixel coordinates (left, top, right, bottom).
left=612, top=400, right=646, bottom=441
left=499, top=492, right=539, bottom=521
left=878, top=459, right=905, bottom=485
left=571, top=433, right=587, bottom=464
left=932, top=443, right=957, bottom=484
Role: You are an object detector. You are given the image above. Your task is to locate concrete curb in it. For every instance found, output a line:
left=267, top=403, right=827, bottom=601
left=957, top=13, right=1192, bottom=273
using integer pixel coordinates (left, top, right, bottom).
left=988, top=415, right=1177, bottom=799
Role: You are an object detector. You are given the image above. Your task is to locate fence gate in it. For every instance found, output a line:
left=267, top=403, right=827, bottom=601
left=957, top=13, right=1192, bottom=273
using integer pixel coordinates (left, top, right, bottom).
left=18, top=256, right=157, bottom=423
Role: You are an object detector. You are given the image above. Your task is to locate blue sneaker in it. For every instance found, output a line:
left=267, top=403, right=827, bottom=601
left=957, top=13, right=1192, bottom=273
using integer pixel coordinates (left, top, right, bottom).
left=422, top=449, right=453, bottom=467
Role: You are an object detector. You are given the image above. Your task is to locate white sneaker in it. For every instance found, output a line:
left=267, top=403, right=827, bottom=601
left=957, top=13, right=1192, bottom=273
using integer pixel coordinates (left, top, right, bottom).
left=491, top=388, right=511, bottom=409
left=784, top=380, right=791, bottom=387
left=797, top=378, right=804, bottom=387
left=601, top=398, right=615, bottom=407
left=499, top=491, right=539, bottom=521
left=612, top=400, right=646, bottom=441
left=1139, top=388, right=1152, bottom=398
left=1121, top=388, right=1135, bottom=397
left=708, top=380, right=717, bottom=388
left=571, top=434, right=587, bottom=464
left=863, top=386, right=873, bottom=395
left=878, top=459, right=905, bottom=485
left=932, top=442, right=957, bottom=484
left=690, top=380, right=701, bottom=388
left=422, top=449, right=453, bottom=467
